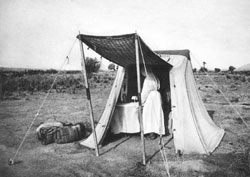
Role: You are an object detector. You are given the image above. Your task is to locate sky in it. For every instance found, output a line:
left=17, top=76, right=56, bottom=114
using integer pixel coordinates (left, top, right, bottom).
left=0, top=0, right=250, bottom=70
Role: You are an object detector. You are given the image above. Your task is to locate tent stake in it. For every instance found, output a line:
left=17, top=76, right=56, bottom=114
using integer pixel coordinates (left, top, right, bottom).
left=78, top=36, right=99, bottom=157
left=135, top=33, right=146, bottom=165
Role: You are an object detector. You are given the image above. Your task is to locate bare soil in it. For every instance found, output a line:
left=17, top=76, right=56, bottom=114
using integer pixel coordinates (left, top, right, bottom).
left=1, top=72, right=250, bottom=177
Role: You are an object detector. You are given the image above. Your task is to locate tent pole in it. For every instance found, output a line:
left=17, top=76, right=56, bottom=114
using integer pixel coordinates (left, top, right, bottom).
left=78, top=36, right=99, bottom=157
left=135, top=33, right=146, bottom=165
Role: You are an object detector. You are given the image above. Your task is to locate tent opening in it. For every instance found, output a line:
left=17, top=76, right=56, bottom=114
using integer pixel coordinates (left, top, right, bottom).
left=104, top=64, right=172, bottom=143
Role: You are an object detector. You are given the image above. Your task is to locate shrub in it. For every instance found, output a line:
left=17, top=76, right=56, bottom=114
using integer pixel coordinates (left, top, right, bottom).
left=230, top=84, right=237, bottom=89
left=226, top=74, right=231, bottom=79
left=229, top=66, right=236, bottom=73
left=46, top=69, right=57, bottom=74
left=85, top=57, right=101, bottom=75
left=241, top=76, right=246, bottom=82
left=199, top=67, right=208, bottom=72
left=103, top=79, right=109, bottom=84
left=215, top=68, right=221, bottom=73
left=108, top=63, right=116, bottom=71
left=215, top=89, right=220, bottom=94
left=230, top=96, right=239, bottom=102
left=233, top=75, right=241, bottom=81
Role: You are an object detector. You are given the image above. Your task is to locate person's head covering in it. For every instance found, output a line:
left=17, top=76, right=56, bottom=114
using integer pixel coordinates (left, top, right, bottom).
left=141, top=66, right=152, bottom=77
left=141, top=66, right=160, bottom=89
left=141, top=67, right=146, bottom=77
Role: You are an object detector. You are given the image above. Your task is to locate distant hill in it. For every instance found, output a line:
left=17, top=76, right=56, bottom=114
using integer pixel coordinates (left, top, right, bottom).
left=0, top=67, right=47, bottom=72
left=0, top=67, right=27, bottom=72
left=235, top=63, right=250, bottom=71
left=0, top=67, right=84, bottom=75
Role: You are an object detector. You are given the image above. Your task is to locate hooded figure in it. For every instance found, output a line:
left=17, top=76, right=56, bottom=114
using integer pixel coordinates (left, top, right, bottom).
left=141, top=67, right=165, bottom=138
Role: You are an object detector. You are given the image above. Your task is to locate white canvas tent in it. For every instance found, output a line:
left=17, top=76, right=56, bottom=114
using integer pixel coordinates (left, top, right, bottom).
left=160, top=52, right=225, bottom=154
left=77, top=33, right=224, bottom=157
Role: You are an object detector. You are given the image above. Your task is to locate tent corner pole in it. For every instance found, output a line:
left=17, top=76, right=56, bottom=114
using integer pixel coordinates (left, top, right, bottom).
left=135, top=33, right=146, bottom=165
left=78, top=36, right=99, bottom=157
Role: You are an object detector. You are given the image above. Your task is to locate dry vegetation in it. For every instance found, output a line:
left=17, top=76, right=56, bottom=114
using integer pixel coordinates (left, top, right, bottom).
left=0, top=70, right=116, bottom=99
left=0, top=69, right=250, bottom=177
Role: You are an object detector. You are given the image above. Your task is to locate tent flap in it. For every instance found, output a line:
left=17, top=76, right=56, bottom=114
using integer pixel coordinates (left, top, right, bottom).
left=80, top=67, right=125, bottom=148
left=161, top=54, right=224, bottom=154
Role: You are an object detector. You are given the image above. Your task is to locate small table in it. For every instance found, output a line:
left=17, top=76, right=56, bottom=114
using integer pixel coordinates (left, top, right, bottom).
left=110, top=102, right=140, bottom=134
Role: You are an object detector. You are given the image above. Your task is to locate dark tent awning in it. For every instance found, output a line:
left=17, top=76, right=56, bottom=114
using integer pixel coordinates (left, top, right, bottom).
left=77, top=33, right=171, bottom=68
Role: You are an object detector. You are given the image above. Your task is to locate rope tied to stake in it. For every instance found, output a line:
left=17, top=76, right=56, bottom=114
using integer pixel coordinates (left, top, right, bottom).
left=9, top=38, right=77, bottom=166
left=158, top=137, right=171, bottom=177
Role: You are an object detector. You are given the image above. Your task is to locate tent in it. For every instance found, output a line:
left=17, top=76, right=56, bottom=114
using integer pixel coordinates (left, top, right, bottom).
left=77, top=33, right=224, bottom=157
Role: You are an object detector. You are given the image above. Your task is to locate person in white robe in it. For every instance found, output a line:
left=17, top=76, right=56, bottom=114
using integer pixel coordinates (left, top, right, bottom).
left=141, top=67, right=165, bottom=139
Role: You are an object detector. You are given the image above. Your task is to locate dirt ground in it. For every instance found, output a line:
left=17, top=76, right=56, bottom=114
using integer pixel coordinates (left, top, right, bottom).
left=1, top=72, right=250, bottom=177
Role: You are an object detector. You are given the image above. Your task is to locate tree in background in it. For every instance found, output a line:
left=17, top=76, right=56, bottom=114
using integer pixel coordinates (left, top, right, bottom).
left=203, top=61, right=206, bottom=68
left=85, top=57, right=101, bottom=75
left=199, top=61, right=208, bottom=72
left=215, top=68, right=221, bottom=73
left=199, top=67, right=208, bottom=72
left=228, top=66, right=236, bottom=73
left=108, top=63, right=116, bottom=71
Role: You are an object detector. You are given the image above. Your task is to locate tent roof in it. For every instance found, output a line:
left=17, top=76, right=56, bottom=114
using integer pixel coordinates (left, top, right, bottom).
left=77, top=33, right=171, bottom=68
left=155, top=50, right=191, bottom=60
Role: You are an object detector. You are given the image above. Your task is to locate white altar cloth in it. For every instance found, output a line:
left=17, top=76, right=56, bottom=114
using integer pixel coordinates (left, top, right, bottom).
left=110, top=102, right=140, bottom=134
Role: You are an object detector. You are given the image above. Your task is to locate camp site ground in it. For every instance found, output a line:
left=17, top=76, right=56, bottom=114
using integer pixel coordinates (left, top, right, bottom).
left=0, top=69, right=250, bottom=177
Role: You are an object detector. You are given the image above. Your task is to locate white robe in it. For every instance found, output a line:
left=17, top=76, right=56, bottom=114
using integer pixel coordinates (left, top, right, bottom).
left=141, top=73, right=165, bottom=135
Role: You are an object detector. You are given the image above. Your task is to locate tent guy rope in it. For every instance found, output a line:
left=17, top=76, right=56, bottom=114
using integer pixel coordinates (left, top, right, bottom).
left=159, top=139, right=171, bottom=177
left=8, top=38, right=77, bottom=166
left=190, top=52, right=250, bottom=131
